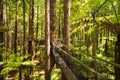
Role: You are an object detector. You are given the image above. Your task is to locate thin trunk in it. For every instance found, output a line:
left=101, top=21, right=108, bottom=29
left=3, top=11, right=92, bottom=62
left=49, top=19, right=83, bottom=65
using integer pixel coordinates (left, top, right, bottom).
left=14, top=0, right=18, bottom=53
left=50, top=0, right=56, bottom=71
left=45, top=0, right=50, bottom=79
left=58, top=2, right=61, bottom=39
left=28, top=0, right=34, bottom=61
left=28, top=0, right=34, bottom=78
left=8, top=5, right=12, bottom=52
left=92, top=13, right=98, bottom=80
left=35, top=3, right=39, bottom=53
left=0, top=0, right=4, bottom=79
left=0, top=0, right=3, bottom=48
left=23, top=0, right=26, bottom=55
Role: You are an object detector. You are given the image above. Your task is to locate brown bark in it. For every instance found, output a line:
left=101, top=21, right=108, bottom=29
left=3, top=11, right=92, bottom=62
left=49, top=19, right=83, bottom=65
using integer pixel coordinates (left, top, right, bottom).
left=0, top=0, right=3, bottom=47
left=0, top=0, right=4, bottom=79
left=50, top=0, right=56, bottom=43
left=23, top=0, right=26, bottom=54
left=14, top=0, right=18, bottom=53
left=50, top=0, right=56, bottom=73
left=35, top=3, right=39, bottom=53
left=28, top=0, right=34, bottom=60
left=28, top=0, right=34, bottom=78
left=45, top=0, right=56, bottom=79
left=0, top=0, right=3, bottom=63
left=63, top=0, right=70, bottom=51
left=45, top=0, right=51, bottom=80
left=62, top=0, right=70, bottom=79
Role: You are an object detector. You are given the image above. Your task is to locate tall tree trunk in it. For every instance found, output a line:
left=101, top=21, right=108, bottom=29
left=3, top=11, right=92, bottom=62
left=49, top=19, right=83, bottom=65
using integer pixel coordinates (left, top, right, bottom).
left=115, top=35, right=120, bottom=80
left=14, top=0, right=18, bottom=53
left=23, top=0, right=26, bottom=55
left=0, top=0, right=3, bottom=50
left=45, top=0, right=56, bottom=79
left=35, top=2, right=39, bottom=53
left=50, top=0, right=56, bottom=74
left=62, top=0, right=70, bottom=79
left=63, top=0, right=70, bottom=51
left=28, top=0, right=34, bottom=78
left=0, top=0, right=4, bottom=79
left=45, top=0, right=50, bottom=80
left=28, top=0, right=34, bottom=61
left=50, top=0, right=56, bottom=43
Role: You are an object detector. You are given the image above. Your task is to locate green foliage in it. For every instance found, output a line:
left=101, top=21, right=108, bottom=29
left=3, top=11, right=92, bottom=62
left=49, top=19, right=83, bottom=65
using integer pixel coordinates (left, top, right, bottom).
left=21, top=61, right=36, bottom=66
left=1, top=53, right=36, bottom=77
left=51, top=69, right=61, bottom=80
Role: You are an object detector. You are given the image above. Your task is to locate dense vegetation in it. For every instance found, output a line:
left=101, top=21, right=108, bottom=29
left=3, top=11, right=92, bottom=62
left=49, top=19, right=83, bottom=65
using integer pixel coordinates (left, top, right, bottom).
left=0, top=0, right=120, bottom=80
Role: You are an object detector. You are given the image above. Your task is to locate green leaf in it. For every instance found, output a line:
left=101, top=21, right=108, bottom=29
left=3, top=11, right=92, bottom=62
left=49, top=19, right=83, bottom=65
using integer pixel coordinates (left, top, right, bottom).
left=21, top=61, right=36, bottom=66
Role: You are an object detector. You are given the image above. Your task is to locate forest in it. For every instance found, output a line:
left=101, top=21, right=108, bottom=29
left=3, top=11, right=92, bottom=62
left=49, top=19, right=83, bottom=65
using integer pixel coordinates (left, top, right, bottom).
left=0, top=0, right=120, bottom=80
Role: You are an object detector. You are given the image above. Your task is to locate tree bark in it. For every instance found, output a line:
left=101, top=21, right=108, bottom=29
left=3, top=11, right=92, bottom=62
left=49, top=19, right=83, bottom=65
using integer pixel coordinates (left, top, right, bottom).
left=28, top=0, right=34, bottom=78
left=45, top=0, right=56, bottom=79
left=0, top=0, right=3, bottom=49
left=14, top=0, right=18, bottom=53
left=63, top=0, right=70, bottom=51
left=28, top=0, right=34, bottom=61
left=45, top=0, right=51, bottom=80
left=23, top=0, right=26, bottom=55
left=62, top=0, right=70, bottom=79
left=115, top=34, right=120, bottom=80
left=35, top=3, right=39, bottom=53
left=0, top=0, right=4, bottom=79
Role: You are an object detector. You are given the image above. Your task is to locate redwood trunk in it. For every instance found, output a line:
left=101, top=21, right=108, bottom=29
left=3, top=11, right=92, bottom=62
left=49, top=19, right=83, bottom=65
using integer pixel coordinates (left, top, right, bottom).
left=45, top=0, right=56, bottom=79
left=62, top=0, right=70, bottom=79
left=63, top=0, right=70, bottom=51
